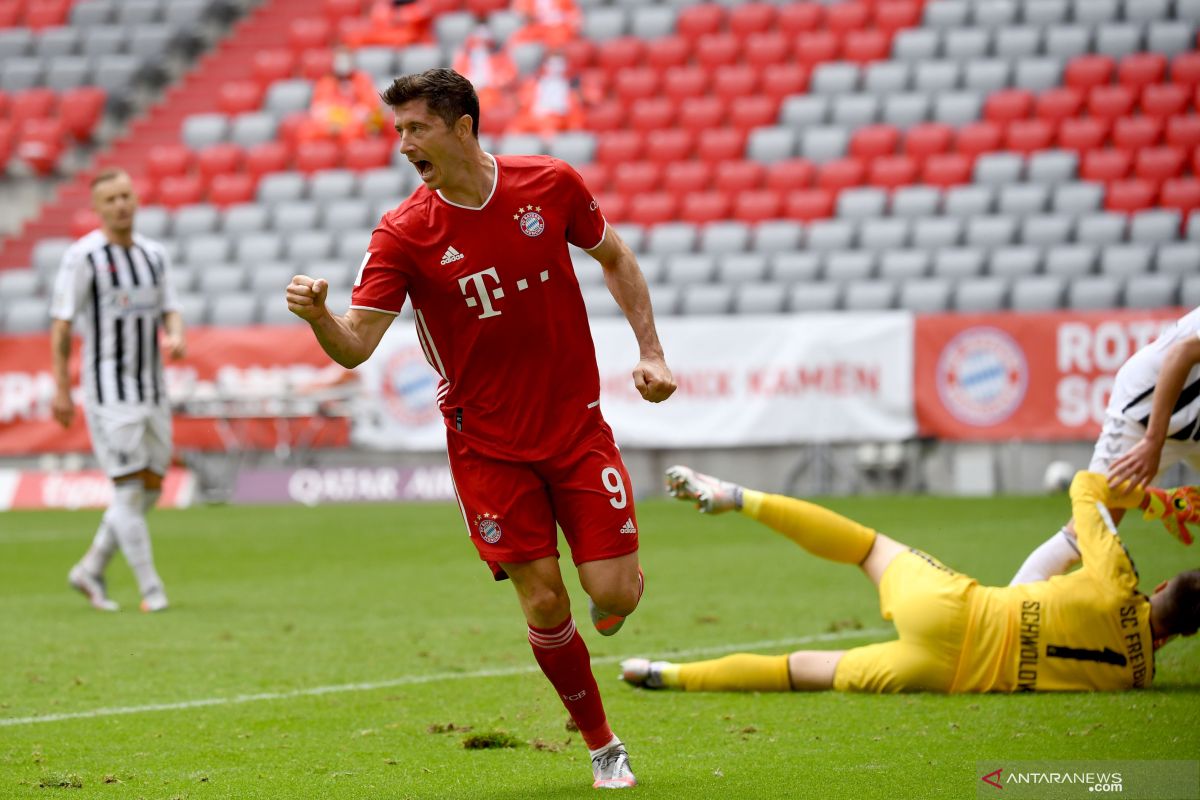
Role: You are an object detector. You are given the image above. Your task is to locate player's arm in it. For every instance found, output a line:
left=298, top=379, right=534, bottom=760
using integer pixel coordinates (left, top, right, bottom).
left=1109, top=334, right=1200, bottom=488
left=1069, top=471, right=1146, bottom=591
left=49, top=318, right=75, bottom=428
left=287, top=275, right=393, bottom=368
left=162, top=310, right=186, bottom=359
left=587, top=227, right=676, bottom=403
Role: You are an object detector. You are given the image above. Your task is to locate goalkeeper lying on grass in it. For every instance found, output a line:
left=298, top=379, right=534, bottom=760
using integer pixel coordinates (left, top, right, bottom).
left=622, top=468, right=1198, bottom=694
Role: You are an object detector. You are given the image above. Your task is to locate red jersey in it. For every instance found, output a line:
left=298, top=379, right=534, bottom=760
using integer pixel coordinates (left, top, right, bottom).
left=350, top=154, right=609, bottom=461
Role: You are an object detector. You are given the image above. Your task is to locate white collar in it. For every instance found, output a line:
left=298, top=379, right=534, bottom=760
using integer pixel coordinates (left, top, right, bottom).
left=436, top=152, right=498, bottom=211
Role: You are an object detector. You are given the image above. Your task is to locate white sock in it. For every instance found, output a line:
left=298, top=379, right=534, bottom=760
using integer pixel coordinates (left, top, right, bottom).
left=142, top=488, right=162, bottom=514
left=588, top=735, right=621, bottom=759
left=1009, top=527, right=1081, bottom=586
left=108, top=482, right=165, bottom=597
left=79, top=511, right=119, bottom=576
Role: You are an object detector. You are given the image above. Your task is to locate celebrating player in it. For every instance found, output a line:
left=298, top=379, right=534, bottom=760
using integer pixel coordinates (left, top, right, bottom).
left=1011, top=306, right=1200, bottom=586
left=286, top=69, right=675, bottom=789
left=50, top=168, right=186, bottom=613
left=620, top=466, right=1198, bottom=694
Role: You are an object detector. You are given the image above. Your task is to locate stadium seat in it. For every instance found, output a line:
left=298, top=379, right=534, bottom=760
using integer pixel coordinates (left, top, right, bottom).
left=1005, top=120, right=1055, bottom=155
left=843, top=280, right=895, bottom=311
left=1128, top=209, right=1182, bottom=244
left=244, top=142, right=291, bottom=178
left=1058, top=117, right=1109, bottom=152
left=1112, top=116, right=1163, bottom=151
left=897, top=279, right=951, bottom=312
left=157, top=175, right=204, bottom=208
left=784, top=189, right=834, bottom=221
left=777, top=2, right=823, bottom=35
left=1134, top=146, right=1186, bottom=183
left=753, top=221, right=804, bottom=254
left=760, top=64, right=809, bottom=104
left=989, top=246, right=1042, bottom=277
left=208, top=173, right=256, bottom=207
left=718, top=253, right=769, bottom=284
left=1067, top=276, right=1121, bottom=310
left=890, top=186, right=941, bottom=218
left=816, top=158, right=865, bottom=191
left=663, top=161, right=712, bottom=194
left=1081, top=149, right=1131, bottom=182
left=868, top=155, right=917, bottom=189
left=984, top=89, right=1034, bottom=124
left=954, top=278, right=1008, bottom=312
left=1125, top=274, right=1180, bottom=309
left=913, top=217, right=963, bottom=249
left=1105, top=179, right=1157, bottom=213
left=793, top=31, right=839, bottom=67
left=1011, top=275, right=1066, bottom=311
left=859, top=218, right=909, bottom=252
left=787, top=281, right=841, bottom=313
left=1160, top=178, right=1200, bottom=214
left=998, top=184, right=1050, bottom=216
left=644, top=36, right=689, bottom=70
left=612, top=161, right=663, bottom=195
left=1077, top=212, right=1127, bottom=245
left=733, top=282, right=787, bottom=314
left=713, top=160, right=766, bottom=195
left=629, top=193, right=677, bottom=227
left=954, top=122, right=1002, bottom=158
left=743, top=32, right=790, bottom=69
left=807, top=221, right=855, bottom=254
left=1157, top=242, right=1200, bottom=275
left=295, top=140, right=340, bottom=172
left=849, top=125, right=900, bottom=160
left=771, top=252, right=821, bottom=283
left=146, top=143, right=192, bottom=180
left=1065, top=54, right=1115, bottom=91
left=1141, top=84, right=1189, bottom=119
left=878, top=249, right=928, bottom=279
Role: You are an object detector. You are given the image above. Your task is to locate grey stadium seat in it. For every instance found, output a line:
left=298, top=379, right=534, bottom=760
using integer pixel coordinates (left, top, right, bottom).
left=309, top=170, right=357, bottom=202
left=933, top=92, right=983, bottom=126
left=799, top=126, right=848, bottom=163
left=933, top=247, right=986, bottom=278
left=1011, top=275, right=1066, bottom=310
left=209, top=295, right=259, bottom=326
left=998, top=184, right=1049, bottom=217
left=912, top=217, right=962, bottom=249
left=858, top=218, right=909, bottom=252
left=892, top=29, right=938, bottom=63
left=93, top=55, right=142, bottom=100
left=355, top=47, right=395, bottom=79
left=824, top=250, right=875, bottom=281
left=748, top=127, right=798, bottom=163
left=1095, top=25, right=1142, bottom=60
left=925, top=1, right=968, bottom=29
left=181, top=114, right=229, bottom=150
left=752, top=221, right=803, bottom=253
left=648, top=284, right=680, bottom=316
left=434, top=12, right=475, bottom=49
left=954, top=278, right=1009, bottom=312
left=781, top=95, right=829, bottom=128
left=733, top=282, right=787, bottom=314
left=1147, top=22, right=1193, bottom=56
left=32, top=238, right=72, bottom=278
left=880, top=92, right=931, bottom=127
left=963, top=60, right=1010, bottom=93
left=680, top=284, right=733, bottom=315
left=1067, top=276, right=1121, bottom=310
left=913, top=62, right=959, bottom=94
left=700, top=222, right=749, bottom=255
left=0, top=29, right=32, bottom=60
left=45, top=57, right=92, bottom=91
left=994, top=27, right=1040, bottom=59
left=176, top=293, right=209, bottom=325
left=811, top=63, right=860, bottom=96
left=1052, top=182, right=1103, bottom=216
left=1013, top=58, right=1063, bottom=92
left=1189, top=214, right=1200, bottom=241
left=221, top=203, right=270, bottom=235
left=1073, top=0, right=1118, bottom=24
left=0, top=269, right=41, bottom=299
left=989, top=246, right=1041, bottom=278
left=831, top=94, right=879, bottom=127
left=1125, top=274, right=1179, bottom=309
left=771, top=252, right=821, bottom=283
left=69, top=0, right=113, bottom=25
left=118, top=0, right=162, bottom=25
left=249, top=263, right=296, bottom=293
left=336, top=229, right=373, bottom=260
left=843, top=281, right=895, bottom=311
left=613, top=223, right=644, bottom=253
left=310, top=259, right=355, bottom=289
left=878, top=249, right=929, bottom=280
left=324, top=200, right=371, bottom=231
left=863, top=62, right=910, bottom=96
left=547, top=132, right=596, bottom=166
left=966, top=216, right=1018, bottom=249
left=1044, top=244, right=1097, bottom=277
left=399, top=45, right=445, bottom=74
left=135, top=207, right=170, bottom=239
left=129, top=24, right=174, bottom=61
left=3, top=305, right=48, bottom=333
left=806, top=220, right=855, bottom=253
left=36, top=27, right=80, bottom=59
left=265, top=80, right=314, bottom=116
left=890, top=186, right=941, bottom=218
left=973, top=153, right=1024, bottom=186
left=1099, top=244, right=1153, bottom=278
left=1026, top=150, right=1078, bottom=185
left=229, top=113, right=277, bottom=148
left=257, top=173, right=306, bottom=204
left=162, top=0, right=208, bottom=28
left=173, top=204, right=219, bottom=237
left=359, top=169, right=408, bottom=203
left=259, top=293, right=306, bottom=325
left=943, top=30, right=989, bottom=62
left=1, top=58, right=44, bottom=91
left=787, top=281, right=841, bottom=312
left=582, top=285, right=622, bottom=318
left=284, top=231, right=335, bottom=262
left=271, top=202, right=320, bottom=233
left=81, top=26, right=126, bottom=58
left=1128, top=210, right=1181, bottom=244
left=197, top=265, right=246, bottom=293
left=1044, top=27, right=1091, bottom=60
left=664, top=254, right=715, bottom=285
left=183, top=234, right=231, bottom=265
left=646, top=223, right=697, bottom=255
left=1155, top=243, right=1200, bottom=275
left=943, top=185, right=995, bottom=218
left=497, top=133, right=546, bottom=155
left=236, top=233, right=284, bottom=264
left=632, top=254, right=662, bottom=284
left=1076, top=213, right=1127, bottom=246
left=487, top=10, right=524, bottom=43
left=1181, top=276, right=1200, bottom=308
left=582, top=8, right=628, bottom=41
left=898, top=279, right=951, bottom=313
left=838, top=188, right=888, bottom=221
left=1121, top=0, right=1168, bottom=23
left=717, top=254, right=768, bottom=284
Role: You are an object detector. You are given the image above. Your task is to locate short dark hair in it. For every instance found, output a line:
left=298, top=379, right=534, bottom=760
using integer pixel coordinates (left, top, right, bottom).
left=1158, top=569, right=1200, bottom=637
left=381, top=68, right=479, bottom=137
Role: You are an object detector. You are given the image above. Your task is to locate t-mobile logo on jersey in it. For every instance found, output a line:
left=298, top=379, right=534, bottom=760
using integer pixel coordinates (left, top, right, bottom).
left=458, top=267, right=552, bottom=320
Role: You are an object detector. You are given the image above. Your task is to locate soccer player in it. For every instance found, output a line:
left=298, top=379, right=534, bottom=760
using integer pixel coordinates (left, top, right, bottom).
left=50, top=168, right=185, bottom=613
left=285, top=69, right=675, bottom=789
left=1011, top=306, right=1200, bottom=585
left=620, top=466, right=1199, bottom=694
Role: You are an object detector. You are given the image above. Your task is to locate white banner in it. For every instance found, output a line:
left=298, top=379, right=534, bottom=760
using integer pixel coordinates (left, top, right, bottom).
left=351, top=313, right=916, bottom=450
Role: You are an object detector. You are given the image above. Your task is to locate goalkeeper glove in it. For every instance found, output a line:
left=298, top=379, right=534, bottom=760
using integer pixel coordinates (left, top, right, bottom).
left=1140, top=486, right=1200, bottom=546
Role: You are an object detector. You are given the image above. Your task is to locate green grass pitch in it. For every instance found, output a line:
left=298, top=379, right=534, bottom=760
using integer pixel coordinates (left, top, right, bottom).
left=1, top=495, right=1197, bottom=799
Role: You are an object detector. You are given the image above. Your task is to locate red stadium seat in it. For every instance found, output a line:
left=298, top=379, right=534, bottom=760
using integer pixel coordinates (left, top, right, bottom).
left=1170, top=52, right=1200, bottom=88
left=1166, top=115, right=1200, bottom=149
left=712, top=65, right=759, bottom=103
left=729, top=95, right=777, bottom=132
left=954, top=121, right=1002, bottom=158
left=1105, top=179, right=1156, bottom=213
left=1065, top=54, right=1115, bottom=91
left=1160, top=178, right=1200, bottom=213
left=842, top=30, right=891, bottom=64
left=694, top=34, right=741, bottom=69
left=157, top=174, right=205, bottom=208
left=663, top=66, right=709, bottom=101
left=875, top=0, right=922, bottom=34
left=612, top=67, right=660, bottom=104
left=0, top=2, right=19, bottom=26
left=0, top=91, right=8, bottom=118
left=295, top=140, right=340, bottom=172
left=130, top=174, right=156, bottom=205
left=10, top=88, right=56, bottom=121
left=1087, top=85, right=1136, bottom=121
left=16, top=118, right=65, bottom=175
left=850, top=124, right=900, bottom=160
left=628, top=192, right=678, bottom=226
left=1081, top=148, right=1132, bottom=182
left=733, top=189, right=783, bottom=222
left=816, top=157, right=866, bottom=191
left=218, top=81, right=264, bottom=115
left=680, top=191, right=732, bottom=224
left=466, top=0, right=507, bottom=15
left=71, top=209, right=101, bottom=238
left=742, top=33, right=791, bottom=68
left=146, top=144, right=192, bottom=180
left=560, top=38, right=596, bottom=72
left=678, top=96, right=726, bottom=135
left=903, top=122, right=954, bottom=159
left=287, top=17, right=332, bottom=54
left=764, top=158, right=815, bottom=191
left=597, top=37, right=645, bottom=74
left=645, top=36, right=690, bottom=70
left=868, top=154, right=917, bottom=189
left=343, top=138, right=392, bottom=170
left=629, top=98, right=674, bottom=133
left=921, top=152, right=972, bottom=188
left=1004, top=119, right=1054, bottom=155
left=1058, top=117, right=1109, bottom=152
left=244, top=141, right=291, bottom=177
left=335, top=15, right=372, bottom=45
left=695, top=127, right=746, bottom=164
left=299, top=48, right=335, bottom=81
left=729, top=3, right=777, bottom=37
left=1135, top=146, right=1186, bottom=183
left=207, top=172, right=256, bottom=206
left=676, top=4, right=726, bottom=43
left=1034, top=87, right=1084, bottom=123
left=664, top=160, right=713, bottom=193
left=713, top=160, right=766, bottom=193
left=593, top=192, right=627, bottom=222
left=984, top=89, right=1034, bottom=124
left=1112, top=116, right=1162, bottom=151
left=1117, top=53, right=1168, bottom=91
left=252, top=49, right=296, bottom=87
left=1141, top=84, right=1189, bottom=119
left=322, top=0, right=361, bottom=22
left=777, top=2, right=823, bottom=35
left=195, top=143, right=243, bottom=179
left=793, top=31, right=839, bottom=67
left=759, top=64, right=809, bottom=103
left=825, top=2, right=870, bottom=34
left=645, top=128, right=694, bottom=162
left=584, top=99, right=623, bottom=133
left=596, top=131, right=643, bottom=165
left=58, top=87, right=106, bottom=141
left=575, top=163, right=610, bottom=193
left=24, top=0, right=70, bottom=29
left=784, top=188, right=834, bottom=221
left=613, top=161, right=665, bottom=195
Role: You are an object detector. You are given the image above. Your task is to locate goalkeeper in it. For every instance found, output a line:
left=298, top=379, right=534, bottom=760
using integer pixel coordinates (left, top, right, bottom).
left=621, top=467, right=1199, bottom=694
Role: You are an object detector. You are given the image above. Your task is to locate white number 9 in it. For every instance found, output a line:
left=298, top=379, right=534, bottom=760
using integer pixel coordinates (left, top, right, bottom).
left=601, top=467, right=627, bottom=509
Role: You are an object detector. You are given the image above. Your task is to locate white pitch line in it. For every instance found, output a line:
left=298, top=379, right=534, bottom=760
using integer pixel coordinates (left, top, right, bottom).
left=0, top=628, right=890, bottom=728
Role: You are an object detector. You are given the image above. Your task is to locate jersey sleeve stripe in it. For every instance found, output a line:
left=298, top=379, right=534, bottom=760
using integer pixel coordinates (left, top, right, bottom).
left=348, top=304, right=400, bottom=316
left=414, top=308, right=449, bottom=381
left=582, top=220, right=609, bottom=252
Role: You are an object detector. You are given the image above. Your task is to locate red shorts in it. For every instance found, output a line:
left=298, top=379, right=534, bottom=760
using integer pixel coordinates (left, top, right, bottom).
left=447, top=421, right=640, bottom=580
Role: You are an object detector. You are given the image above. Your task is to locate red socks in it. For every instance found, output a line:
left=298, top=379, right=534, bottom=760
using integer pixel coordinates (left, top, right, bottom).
left=527, top=617, right=613, bottom=750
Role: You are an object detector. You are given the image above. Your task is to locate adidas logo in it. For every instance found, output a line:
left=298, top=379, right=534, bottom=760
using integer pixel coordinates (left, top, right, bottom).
left=619, top=518, right=637, bottom=535
left=440, top=246, right=464, bottom=265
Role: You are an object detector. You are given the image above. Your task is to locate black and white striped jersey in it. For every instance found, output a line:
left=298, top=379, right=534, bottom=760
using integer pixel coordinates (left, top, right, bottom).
left=1107, top=306, right=1200, bottom=441
left=50, top=229, right=182, bottom=407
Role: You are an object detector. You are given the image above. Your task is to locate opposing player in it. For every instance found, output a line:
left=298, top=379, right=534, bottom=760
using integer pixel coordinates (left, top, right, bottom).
left=286, top=69, right=675, bottom=789
left=1011, top=306, right=1200, bottom=585
left=620, top=466, right=1199, bottom=694
left=50, top=168, right=186, bottom=613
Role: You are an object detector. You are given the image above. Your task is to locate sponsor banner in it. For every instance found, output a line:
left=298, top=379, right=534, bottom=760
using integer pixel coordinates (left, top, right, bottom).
left=916, top=310, right=1184, bottom=441
left=975, top=760, right=1198, bottom=799
left=0, top=327, right=349, bottom=455
left=0, top=467, right=193, bottom=510
left=353, top=314, right=916, bottom=448
left=231, top=465, right=456, bottom=506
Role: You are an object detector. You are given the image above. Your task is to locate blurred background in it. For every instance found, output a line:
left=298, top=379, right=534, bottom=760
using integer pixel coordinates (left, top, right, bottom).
left=1, top=0, right=1197, bottom=511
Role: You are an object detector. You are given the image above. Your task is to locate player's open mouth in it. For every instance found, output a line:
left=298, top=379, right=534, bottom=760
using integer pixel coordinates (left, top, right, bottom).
left=413, top=160, right=433, bottom=179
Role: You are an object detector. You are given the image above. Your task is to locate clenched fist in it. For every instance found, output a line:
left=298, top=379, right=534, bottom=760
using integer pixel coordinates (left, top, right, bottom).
left=287, top=275, right=329, bottom=324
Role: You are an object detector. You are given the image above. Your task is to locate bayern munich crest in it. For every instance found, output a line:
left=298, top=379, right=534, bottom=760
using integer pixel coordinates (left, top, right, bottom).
left=514, top=205, right=545, bottom=237
left=936, top=326, right=1028, bottom=426
left=476, top=512, right=502, bottom=544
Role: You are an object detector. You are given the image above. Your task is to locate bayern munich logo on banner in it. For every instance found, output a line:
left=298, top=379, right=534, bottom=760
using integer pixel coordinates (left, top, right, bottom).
left=515, top=205, right=545, bottom=237
left=936, top=327, right=1028, bottom=426
left=476, top=513, right=502, bottom=544
left=382, top=346, right=441, bottom=425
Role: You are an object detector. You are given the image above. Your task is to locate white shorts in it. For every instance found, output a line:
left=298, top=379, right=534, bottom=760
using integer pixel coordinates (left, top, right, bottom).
left=1089, top=414, right=1200, bottom=478
left=83, top=402, right=173, bottom=478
